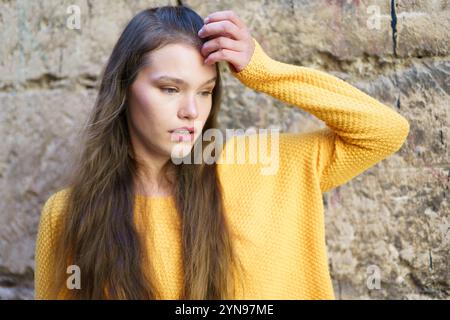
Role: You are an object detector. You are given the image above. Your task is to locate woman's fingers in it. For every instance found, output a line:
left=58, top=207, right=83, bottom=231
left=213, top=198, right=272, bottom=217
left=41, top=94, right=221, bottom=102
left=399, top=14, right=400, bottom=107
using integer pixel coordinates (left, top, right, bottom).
left=198, top=20, right=243, bottom=41
left=204, top=10, right=246, bottom=29
left=200, top=36, right=244, bottom=58
left=198, top=9, right=254, bottom=72
left=203, top=48, right=242, bottom=72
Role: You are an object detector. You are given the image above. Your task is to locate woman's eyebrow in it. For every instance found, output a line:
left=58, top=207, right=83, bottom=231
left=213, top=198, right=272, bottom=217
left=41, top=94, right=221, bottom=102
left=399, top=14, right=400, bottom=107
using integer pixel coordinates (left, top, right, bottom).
left=152, top=75, right=217, bottom=86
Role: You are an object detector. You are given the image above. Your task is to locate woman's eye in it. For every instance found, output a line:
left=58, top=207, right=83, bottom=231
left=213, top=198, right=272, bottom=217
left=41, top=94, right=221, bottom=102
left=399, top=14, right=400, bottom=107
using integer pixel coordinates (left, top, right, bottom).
left=160, top=87, right=212, bottom=96
left=161, top=87, right=178, bottom=94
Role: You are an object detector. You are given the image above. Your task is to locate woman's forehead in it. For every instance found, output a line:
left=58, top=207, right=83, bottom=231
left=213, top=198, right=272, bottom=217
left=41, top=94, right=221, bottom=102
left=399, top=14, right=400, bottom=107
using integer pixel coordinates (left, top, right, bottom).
left=142, top=44, right=217, bottom=84
left=147, top=43, right=202, bottom=65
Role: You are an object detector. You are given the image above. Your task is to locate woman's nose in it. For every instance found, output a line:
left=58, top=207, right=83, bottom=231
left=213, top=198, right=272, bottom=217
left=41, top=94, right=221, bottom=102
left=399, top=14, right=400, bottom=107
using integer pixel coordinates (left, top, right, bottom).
left=178, top=98, right=199, bottom=119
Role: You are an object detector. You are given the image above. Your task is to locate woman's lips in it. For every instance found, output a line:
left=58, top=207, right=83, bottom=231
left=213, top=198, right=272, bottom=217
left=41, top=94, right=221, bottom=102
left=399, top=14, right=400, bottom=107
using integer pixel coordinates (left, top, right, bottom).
left=169, top=130, right=195, bottom=142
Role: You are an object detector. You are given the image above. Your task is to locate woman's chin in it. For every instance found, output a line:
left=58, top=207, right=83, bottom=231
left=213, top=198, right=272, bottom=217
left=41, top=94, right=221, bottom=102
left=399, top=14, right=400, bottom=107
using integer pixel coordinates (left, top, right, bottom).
left=168, top=142, right=194, bottom=162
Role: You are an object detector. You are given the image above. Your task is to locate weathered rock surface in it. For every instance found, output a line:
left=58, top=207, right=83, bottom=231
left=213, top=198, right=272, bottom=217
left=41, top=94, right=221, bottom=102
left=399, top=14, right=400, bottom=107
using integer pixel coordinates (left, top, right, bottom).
left=0, top=0, right=448, bottom=299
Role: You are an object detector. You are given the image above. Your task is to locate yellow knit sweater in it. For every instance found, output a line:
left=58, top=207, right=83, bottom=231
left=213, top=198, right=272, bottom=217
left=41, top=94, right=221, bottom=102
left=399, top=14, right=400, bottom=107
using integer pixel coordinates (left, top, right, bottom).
left=34, top=38, right=410, bottom=300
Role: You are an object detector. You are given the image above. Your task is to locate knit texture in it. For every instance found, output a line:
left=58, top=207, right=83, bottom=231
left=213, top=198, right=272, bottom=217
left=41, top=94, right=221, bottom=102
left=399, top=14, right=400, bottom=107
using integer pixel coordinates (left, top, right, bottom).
left=34, top=37, right=410, bottom=300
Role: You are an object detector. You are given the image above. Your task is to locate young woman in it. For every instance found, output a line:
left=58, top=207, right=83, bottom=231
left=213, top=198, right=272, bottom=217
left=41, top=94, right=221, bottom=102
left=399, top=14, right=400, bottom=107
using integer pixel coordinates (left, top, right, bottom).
left=35, top=5, right=410, bottom=299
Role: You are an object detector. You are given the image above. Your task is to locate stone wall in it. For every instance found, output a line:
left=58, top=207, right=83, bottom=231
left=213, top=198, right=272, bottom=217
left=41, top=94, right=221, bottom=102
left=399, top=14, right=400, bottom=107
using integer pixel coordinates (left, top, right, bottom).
left=0, top=0, right=448, bottom=299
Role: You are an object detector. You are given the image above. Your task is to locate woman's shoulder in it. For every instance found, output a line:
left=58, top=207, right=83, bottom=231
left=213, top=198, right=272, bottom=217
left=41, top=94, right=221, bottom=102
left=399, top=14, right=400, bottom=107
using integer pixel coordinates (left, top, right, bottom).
left=40, top=187, right=72, bottom=225
left=215, top=128, right=335, bottom=189
left=216, top=131, right=294, bottom=178
left=217, top=129, right=328, bottom=165
left=43, top=187, right=71, bottom=208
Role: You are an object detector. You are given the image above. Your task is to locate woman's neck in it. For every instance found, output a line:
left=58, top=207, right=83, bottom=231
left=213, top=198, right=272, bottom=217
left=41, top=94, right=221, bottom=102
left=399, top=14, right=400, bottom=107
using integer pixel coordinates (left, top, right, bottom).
left=133, top=162, right=175, bottom=197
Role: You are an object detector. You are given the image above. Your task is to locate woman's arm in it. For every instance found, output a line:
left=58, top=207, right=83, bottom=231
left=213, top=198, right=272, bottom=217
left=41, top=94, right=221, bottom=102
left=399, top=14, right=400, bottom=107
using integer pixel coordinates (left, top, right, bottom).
left=200, top=10, right=409, bottom=193
left=230, top=38, right=410, bottom=193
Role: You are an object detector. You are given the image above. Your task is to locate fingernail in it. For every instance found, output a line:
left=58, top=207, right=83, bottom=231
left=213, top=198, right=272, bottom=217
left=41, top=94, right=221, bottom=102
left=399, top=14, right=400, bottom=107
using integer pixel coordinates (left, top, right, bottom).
left=198, top=27, right=204, bottom=35
left=204, top=17, right=210, bottom=23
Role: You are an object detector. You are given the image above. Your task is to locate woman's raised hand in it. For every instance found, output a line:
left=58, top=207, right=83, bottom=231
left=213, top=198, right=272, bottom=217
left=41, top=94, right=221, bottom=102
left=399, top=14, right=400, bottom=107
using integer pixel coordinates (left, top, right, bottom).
left=198, top=10, right=255, bottom=73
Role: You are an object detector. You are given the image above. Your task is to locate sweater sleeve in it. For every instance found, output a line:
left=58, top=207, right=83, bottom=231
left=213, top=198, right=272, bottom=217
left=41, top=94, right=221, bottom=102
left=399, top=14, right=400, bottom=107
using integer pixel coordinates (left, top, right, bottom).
left=34, top=193, right=58, bottom=299
left=230, top=38, right=410, bottom=193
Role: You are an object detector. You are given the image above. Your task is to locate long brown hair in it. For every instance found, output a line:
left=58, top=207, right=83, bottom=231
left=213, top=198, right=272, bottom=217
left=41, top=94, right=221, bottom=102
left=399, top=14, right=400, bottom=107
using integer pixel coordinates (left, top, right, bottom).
left=52, top=5, right=245, bottom=299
